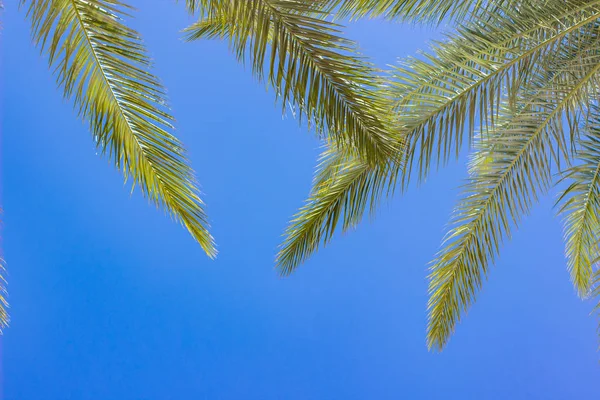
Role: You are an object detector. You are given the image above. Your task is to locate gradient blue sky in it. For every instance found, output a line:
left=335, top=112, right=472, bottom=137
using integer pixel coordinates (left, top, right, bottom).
left=2, top=2, right=599, bottom=399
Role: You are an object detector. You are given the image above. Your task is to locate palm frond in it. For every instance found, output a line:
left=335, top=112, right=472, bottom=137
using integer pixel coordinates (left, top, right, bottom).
left=0, top=255, right=7, bottom=333
left=426, top=48, right=600, bottom=351
left=277, top=144, right=400, bottom=275
left=0, top=4, right=7, bottom=334
left=0, top=210, right=8, bottom=332
left=558, top=108, right=600, bottom=297
left=24, top=0, right=216, bottom=257
left=591, top=269, right=600, bottom=343
left=321, top=0, right=518, bottom=24
left=276, top=0, right=600, bottom=275
left=387, top=0, right=600, bottom=186
left=183, top=0, right=397, bottom=165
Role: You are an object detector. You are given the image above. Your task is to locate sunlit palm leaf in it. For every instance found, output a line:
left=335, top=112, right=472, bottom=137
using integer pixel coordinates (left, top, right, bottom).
left=183, top=0, right=397, bottom=164
left=0, top=212, right=7, bottom=331
left=591, top=269, right=600, bottom=342
left=277, top=144, right=400, bottom=275
left=0, top=256, right=7, bottom=333
left=558, top=108, right=600, bottom=297
left=322, top=0, right=518, bottom=23
left=389, top=0, right=600, bottom=186
left=278, top=0, right=600, bottom=276
left=427, top=44, right=600, bottom=350
left=24, top=0, right=216, bottom=257
left=0, top=3, right=8, bottom=332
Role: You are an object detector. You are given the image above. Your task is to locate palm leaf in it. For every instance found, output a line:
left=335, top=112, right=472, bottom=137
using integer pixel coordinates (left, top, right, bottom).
left=591, top=269, right=600, bottom=343
left=321, top=0, right=519, bottom=23
left=0, top=252, right=7, bottom=333
left=183, top=0, right=397, bottom=165
left=388, top=0, right=600, bottom=186
left=24, top=0, right=216, bottom=257
left=277, top=0, right=600, bottom=275
left=558, top=107, right=600, bottom=297
left=0, top=3, right=8, bottom=333
left=426, top=46, right=600, bottom=350
left=277, top=144, right=400, bottom=275
left=0, top=213, right=7, bottom=332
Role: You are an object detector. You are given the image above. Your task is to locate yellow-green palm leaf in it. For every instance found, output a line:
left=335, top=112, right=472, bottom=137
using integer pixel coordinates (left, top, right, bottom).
left=592, top=270, right=600, bottom=341
left=427, top=27, right=600, bottom=350
left=183, top=0, right=396, bottom=164
left=321, top=0, right=518, bottom=23
left=24, top=0, right=216, bottom=257
left=558, top=109, right=600, bottom=297
left=278, top=0, right=600, bottom=350
left=0, top=253, right=7, bottom=331
left=279, top=0, right=600, bottom=275
left=277, top=144, right=400, bottom=275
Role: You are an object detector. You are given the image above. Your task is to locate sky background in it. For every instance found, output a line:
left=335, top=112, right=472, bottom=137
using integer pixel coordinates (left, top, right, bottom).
left=2, top=2, right=599, bottom=399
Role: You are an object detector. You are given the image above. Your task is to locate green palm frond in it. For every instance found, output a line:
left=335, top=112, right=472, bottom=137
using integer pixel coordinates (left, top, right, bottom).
left=389, top=0, right=600, bottom=186
left=591, top=269, right=600, bottom=341
left=277, top=0, right=600, bottom=276
left=277, top=144, right=400, bottom=275
left=0, top=255, right=7, bottom=333
left=0, top=211, right=7, bottom=332
left=558, top=109, right=600, bottom=297
left=321, top=0, right=518, bottom=23
left=183, top=0, right=397, bottom=164
left=24, top=0, right=216, bottom=257
left=426, top=46, right=600, bottom=350
left=0, top=5, right=6, bottom=332
left=183, top=0, right=222, bottom=15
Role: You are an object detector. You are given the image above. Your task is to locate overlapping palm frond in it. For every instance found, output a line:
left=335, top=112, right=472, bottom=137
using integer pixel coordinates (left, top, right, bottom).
left=278, top=0, right=600, bottom=276
left=558, top=108, right=600, bottom=297
left=0, top=254, right=7, bottom=333
left=23, top=0, right=216, bottom=257
left=321, top=0, right=519, bottom=23
left=426, top=24, right=600, bottom=350
left=277, top=143, right=400, bottom=275
left=391, top=0, right=600, bottom=186
left=0, top=3, right=7, bottom=332
left=592, top=269, right=600, bottom=340
left=183, top=0, right=397, bottom=164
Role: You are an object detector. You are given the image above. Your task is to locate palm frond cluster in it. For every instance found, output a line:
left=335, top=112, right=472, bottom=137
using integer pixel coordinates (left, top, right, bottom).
left=271, top=0, right=600, bottom=350
left=11, top=0, right=600, bottom=353
left=183, top=0, right=399, bottom=164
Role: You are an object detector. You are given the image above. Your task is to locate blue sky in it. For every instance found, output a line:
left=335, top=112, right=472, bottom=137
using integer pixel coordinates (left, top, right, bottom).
left=2, top=2, right=599, bottom=399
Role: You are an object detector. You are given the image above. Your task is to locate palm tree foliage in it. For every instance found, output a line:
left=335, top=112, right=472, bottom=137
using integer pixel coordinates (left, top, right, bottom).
left=1, top=0, right=222, bottom=332
left=9, top=0, right=600, bottom=354
left=183, top=0, right=399, bottom=165
left=278, top=0, right=600, bottom=350
left=24, top=0, right=217, bottom=257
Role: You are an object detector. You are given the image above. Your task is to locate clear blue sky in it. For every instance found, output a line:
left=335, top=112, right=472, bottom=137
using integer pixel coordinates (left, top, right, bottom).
left=2, top=2, right=599, bottom=399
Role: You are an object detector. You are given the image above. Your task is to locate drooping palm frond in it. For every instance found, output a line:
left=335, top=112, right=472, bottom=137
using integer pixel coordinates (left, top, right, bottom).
left=277, top=144, right=400, bottom=275
left=183, top=0, right=397, bottom=165
left=321, top=0, right=519, bottom=23
left=0, top=211, right=7, bottom=333
left=23, top=0, right=216, bottom=257
left=0, top=254, right=7, bottom=333
left=426, top=39, right=600, bottom=350
left=558, top=108, right=600, bottom=297
left=277, top=0, right=600, bottom=276
left=591, top=269, right=600, bottom=342
left=389, top=0, right=600, bottom=186
left=0, top=3, right=7, bottom=333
